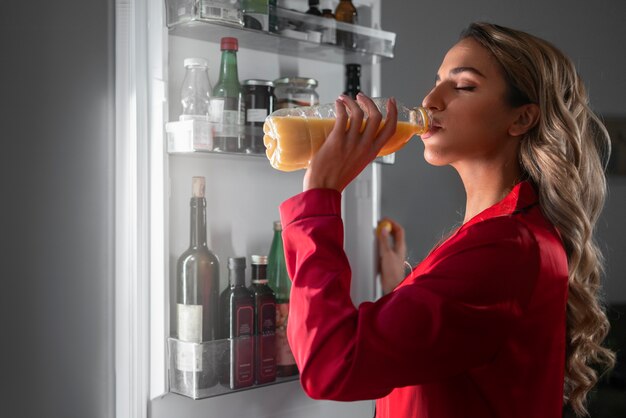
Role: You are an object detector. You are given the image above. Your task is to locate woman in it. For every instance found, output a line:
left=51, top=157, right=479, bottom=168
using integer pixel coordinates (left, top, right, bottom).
left=278, top=23, right=615, bottom=417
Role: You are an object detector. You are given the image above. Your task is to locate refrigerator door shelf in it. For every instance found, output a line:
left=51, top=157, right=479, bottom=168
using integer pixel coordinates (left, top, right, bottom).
left=166, top=2, right=396, bottom=64
left=165, top=120, right=396, bottom=164
left=168, top=336, right=298, bottom=400
left=166, top=120, right=267, bottom=155
left=166, top=0, right=244, bottom=29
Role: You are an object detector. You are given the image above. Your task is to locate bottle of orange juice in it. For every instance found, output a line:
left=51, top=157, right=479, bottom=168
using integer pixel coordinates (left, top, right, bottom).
left=263, top=98, right=430, bottom=172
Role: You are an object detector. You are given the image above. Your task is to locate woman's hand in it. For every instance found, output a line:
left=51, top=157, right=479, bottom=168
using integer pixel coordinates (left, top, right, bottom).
left=377, top=218, right=407, bottom=295
left=303, top=94, right=398, bottom=192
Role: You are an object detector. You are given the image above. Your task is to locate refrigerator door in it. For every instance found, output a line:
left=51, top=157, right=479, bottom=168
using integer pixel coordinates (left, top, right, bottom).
left=115, top=1, right=388, bottom=417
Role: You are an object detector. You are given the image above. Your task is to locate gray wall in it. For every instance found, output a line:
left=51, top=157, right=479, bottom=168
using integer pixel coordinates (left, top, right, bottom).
left=0, top=1, right=115, bottom=417
left=381, top=0, right=626, bottom=303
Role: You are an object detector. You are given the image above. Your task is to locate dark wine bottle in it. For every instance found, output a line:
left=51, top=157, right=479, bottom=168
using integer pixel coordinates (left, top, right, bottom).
left=219, top=257, right=255, bottom=389
left=249, top=255, right=277, bottom=384
left=175, top=176, right=220, bottom=390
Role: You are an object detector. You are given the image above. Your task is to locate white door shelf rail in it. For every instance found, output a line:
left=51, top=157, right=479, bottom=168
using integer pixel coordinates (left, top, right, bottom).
left=166, top=0, right=396, bottom=65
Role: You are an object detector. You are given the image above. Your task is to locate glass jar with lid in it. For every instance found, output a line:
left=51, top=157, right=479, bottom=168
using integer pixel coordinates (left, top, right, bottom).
left=273, top=77, right=320, bottom=109
left=242, top=79, right=275, bottom=154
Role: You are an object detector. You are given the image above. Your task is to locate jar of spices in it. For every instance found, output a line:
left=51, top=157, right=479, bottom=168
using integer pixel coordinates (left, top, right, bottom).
left=273, top=77, right=320, bottom=109
left=242, top=79, right=275, bottom=154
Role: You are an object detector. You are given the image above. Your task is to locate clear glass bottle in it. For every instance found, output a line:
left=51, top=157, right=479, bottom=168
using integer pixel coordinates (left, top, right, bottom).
left=175, top=176, right=220, bottom=389
left=248, top=255, right=277, bottom=384
left=180, top=58, right=212, bottom=121
left=219, top=257, right=254, bottom=389
left=267, top=221, right=298, bottom=377
left=343, top=63, right=361, bottom=99
left=263, top=98, right=431, bottom=172
left=210, top=37, right=244, bottom=153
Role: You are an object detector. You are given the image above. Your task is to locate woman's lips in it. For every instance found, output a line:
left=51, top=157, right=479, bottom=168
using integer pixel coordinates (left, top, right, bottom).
left=421, top=125, right=441, bottom=140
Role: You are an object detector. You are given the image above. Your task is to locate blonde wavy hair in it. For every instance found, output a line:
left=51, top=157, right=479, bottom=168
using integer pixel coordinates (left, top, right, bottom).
left=461, top=22, right=615, bottom=416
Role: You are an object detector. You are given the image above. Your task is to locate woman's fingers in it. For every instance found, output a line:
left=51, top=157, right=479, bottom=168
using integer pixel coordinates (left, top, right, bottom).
left=340, top=95, right=365, bottom=139
left=357, top=94, right=383, bottom=144
left=328, top=98, right=349, bottom=141
left=373, top=98, right=398, bottom=151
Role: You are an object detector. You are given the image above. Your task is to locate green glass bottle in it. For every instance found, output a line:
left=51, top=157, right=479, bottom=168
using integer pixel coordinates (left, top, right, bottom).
left=211, top=37, right=244, bottom=153
left=267, top=221, right=298, bottom=376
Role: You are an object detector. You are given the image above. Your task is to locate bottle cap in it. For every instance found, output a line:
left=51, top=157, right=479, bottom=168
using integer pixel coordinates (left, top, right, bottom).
left=251, top=254, right=268, bottom=265
left=220, top=37, right=238, bottom=51
left=273, top=77, right=318, bottom=87
left=309, top=0, right=320, bottom=6
left=191, top=176, right=205, bottom=198
left=184, top=57, right=208, bottom=68
left=228, top=257, right=246, bottom=270
left=273, top=220, right=282, bottom=231
left=243, top=79, right=274, bottom=87
left=346, top=63, right=361, bottom=74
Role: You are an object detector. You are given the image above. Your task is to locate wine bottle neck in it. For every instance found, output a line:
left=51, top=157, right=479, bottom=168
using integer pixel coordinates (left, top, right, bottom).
left=189, top=197, right=207, bottom=248
left=229, top=269, right=246, bottom=287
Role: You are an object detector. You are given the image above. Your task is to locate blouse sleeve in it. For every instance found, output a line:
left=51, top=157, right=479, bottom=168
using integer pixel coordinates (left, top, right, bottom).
left=279, top=188, right=541, bottom=401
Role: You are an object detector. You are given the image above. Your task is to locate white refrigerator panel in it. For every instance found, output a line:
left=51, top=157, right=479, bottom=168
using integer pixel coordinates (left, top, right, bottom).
left=113, top=0, right=387, bottom=416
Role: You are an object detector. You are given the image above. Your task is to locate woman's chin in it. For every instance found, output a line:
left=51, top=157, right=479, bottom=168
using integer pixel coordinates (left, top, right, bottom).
left=423, top=149, right=450, bottom=167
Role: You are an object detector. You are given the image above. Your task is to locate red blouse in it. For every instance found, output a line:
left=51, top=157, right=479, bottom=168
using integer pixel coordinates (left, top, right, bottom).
left=279, top=181, right=568, bottom=418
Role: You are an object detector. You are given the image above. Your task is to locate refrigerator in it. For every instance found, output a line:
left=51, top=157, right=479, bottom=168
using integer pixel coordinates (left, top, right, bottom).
left=114, top=0, right=397, bottom=417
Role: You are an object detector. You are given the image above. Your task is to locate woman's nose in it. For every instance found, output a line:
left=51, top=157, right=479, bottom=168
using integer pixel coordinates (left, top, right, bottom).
left=422, top=86, right=444, bottom=111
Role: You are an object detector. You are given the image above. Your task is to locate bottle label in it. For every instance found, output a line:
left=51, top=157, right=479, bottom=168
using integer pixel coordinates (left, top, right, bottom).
left=178, top=303, right=202, bottom=342
left=234, top=305, right=254, bottom=386
left=246, top=108, right=268, bottom=123
left=236, top=305, right=254, bottom=337
left=275, top=303, right=297, bottom=366
left=210, top=98, right=244, bottom=137
left=257, top=301, right=276, bottom=381
left=176, top=303, right=203, bottom=372
left=176, top=340, right=203, bottom=372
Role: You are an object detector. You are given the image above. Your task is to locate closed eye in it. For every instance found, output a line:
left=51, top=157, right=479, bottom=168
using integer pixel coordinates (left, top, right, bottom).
left=455, top=86, right=476, bottom=91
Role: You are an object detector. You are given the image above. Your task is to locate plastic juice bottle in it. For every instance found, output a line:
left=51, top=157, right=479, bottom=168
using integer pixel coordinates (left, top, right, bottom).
left=262, top=98, right=431, bottom=172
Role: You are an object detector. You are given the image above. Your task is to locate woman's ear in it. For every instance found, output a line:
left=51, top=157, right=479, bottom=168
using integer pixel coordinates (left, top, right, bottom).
left=509, top=103, right=540, bottom=137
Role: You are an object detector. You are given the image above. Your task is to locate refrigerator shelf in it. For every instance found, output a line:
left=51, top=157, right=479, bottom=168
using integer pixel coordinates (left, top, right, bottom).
left=166, top=1, right=396, bottom=64
left=168, top=337, right=299, bottom=400
left=166, top=119, right=267, bottom=155
left=165, top=120, right=397, bottom=164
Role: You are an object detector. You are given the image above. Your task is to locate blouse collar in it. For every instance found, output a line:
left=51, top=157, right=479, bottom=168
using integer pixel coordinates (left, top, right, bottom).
left=463, top=180, right=538, bottom=228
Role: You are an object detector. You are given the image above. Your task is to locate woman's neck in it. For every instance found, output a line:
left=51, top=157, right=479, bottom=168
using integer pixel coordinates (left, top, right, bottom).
left=455, top=158, right=522, bottom=224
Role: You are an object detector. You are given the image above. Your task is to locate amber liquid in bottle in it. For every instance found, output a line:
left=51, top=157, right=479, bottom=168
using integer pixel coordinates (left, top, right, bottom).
left=334, top=0, right=357, bottom=49
left=263, top=101, right=431, bottom=172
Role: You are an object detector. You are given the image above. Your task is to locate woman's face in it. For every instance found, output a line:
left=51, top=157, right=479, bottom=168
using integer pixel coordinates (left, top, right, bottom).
left=421, top=38, right=520, bottom=168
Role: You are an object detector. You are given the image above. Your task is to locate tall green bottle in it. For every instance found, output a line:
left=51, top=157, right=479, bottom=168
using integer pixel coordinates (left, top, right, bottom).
left=211, top=37, right=244, bottom=153
left=267, top=221, right=299, bottom=376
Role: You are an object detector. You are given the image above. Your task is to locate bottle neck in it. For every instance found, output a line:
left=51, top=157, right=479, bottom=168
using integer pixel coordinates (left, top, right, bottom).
left=344, top=74, right=361, bottom=99
left=217, top=50, right=240, bottom=88
left=189, top=197, right=207, bottom=248
left=251, top=263, right=267, bottom=282
left=229, top=268, right=246, bottom=287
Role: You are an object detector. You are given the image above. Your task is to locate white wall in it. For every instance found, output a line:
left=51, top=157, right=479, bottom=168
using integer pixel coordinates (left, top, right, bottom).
left=380, top=0, right=626, bottom=303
